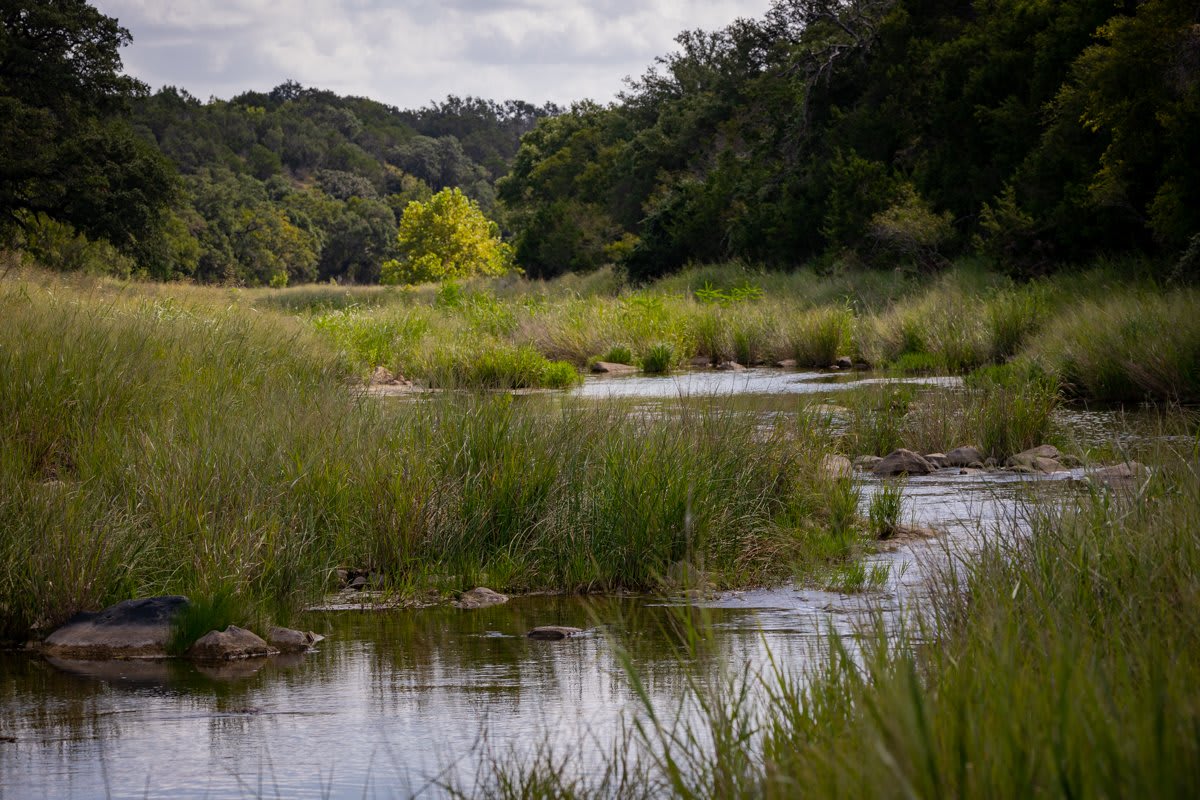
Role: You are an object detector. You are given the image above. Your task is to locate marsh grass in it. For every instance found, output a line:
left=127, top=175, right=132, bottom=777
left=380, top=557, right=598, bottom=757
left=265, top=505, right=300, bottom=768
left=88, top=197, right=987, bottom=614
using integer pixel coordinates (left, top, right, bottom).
left=839, top=367, right=1059, bottom=459
left=0, top=274, right=865, bottom=639
left=1026, top=288, right=1200, bottom=403
left=280, top=261, right=1194, bottom=402
left=868, top=482, right=903, bottom=539
left=469, top=437, right=1200, bottom=798
left=640, top=342, right=675, bottom=373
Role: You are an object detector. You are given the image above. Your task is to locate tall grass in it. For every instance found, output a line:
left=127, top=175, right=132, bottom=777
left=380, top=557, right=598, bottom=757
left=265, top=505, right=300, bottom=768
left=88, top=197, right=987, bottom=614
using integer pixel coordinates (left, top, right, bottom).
left=0, top=274, right=863, bottom=640
left=1025, top=288, right=1200, bottom=403
left=467, top=436, right=1200, bottom=798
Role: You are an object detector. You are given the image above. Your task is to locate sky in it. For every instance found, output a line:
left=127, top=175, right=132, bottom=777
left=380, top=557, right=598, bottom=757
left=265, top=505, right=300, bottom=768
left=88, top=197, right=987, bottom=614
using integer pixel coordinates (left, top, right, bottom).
left=93, top=0, right=770, bottom=109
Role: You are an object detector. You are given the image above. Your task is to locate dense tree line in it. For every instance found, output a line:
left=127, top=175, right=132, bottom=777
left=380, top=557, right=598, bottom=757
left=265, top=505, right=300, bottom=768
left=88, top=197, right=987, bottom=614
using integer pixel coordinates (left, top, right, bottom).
left=5, top=0, right=1197, bottom=284
left=500, top=0, right=1200, bottom=280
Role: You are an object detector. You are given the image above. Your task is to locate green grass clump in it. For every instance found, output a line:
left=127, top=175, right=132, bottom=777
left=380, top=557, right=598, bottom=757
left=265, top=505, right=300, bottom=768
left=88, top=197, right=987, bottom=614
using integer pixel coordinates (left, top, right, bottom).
left=641, top=341, right=675, bottom=374
left=1024, top=289, right=1200, bottom=403
left=601, top=344, right=635, bottom=365
left=868, top=482, right=903, bottom=539
left=785, top=306, right=851, bottom=367
left=166, top=588, right=244, bottom=655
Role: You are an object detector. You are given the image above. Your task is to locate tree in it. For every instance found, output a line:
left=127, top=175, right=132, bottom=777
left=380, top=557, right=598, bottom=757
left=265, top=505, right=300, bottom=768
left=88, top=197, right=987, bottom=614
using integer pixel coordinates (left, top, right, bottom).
left=0, top=0, right=176, bottom=254
left=381, top=188, right=512, bottom=284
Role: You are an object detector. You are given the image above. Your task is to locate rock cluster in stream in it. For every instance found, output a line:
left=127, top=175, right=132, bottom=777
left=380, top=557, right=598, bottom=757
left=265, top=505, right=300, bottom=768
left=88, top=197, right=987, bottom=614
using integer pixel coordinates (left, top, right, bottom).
left=851, top=443, right=1146, bottom=486
left=39, top=596, right=322, bottom=663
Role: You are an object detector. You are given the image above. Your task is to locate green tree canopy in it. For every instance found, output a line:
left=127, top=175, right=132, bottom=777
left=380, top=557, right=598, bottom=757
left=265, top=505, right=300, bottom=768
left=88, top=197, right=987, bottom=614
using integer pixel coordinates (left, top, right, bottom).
left=381, top=188, right=512, bottom=284
left=0, top=0, right=176, bottom=260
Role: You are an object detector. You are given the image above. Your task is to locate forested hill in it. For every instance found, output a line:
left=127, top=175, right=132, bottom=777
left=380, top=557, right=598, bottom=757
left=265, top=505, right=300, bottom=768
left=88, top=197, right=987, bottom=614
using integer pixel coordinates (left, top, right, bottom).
left=502, top=0, right=1200, bottom=280
left=126, top=83, right=557, bottom=284
left=3, top=0, right=1198, bottom=285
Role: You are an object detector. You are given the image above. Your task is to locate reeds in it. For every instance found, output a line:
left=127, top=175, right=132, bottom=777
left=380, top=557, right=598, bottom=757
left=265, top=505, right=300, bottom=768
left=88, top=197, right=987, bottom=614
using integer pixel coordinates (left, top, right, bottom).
left=0, top=275, right=863, bottom=640
left=467, top=432, right=1200, bottom=798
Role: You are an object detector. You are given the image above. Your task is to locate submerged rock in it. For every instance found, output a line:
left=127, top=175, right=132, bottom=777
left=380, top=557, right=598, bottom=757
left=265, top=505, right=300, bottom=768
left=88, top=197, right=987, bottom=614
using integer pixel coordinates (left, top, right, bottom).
left=591, top=361, right=638, bottom=375
left=41, top=596, right=189, bottom=660
left=265, top=626, right=324, bottom=653
left=527, top=626, right=583, bottom=641
left=187, top=626, right=277, bottom=662
left=944, top=446, right=985, bottom=468
left=454, top=587, right=510, bottom=610
left=1086, top=461, right=1149, bottom=487
left=819, top=454, right=854, bottom=480
left=716, top=361, right=746, bottom=371
left=872, top=449, right=934, bottom=477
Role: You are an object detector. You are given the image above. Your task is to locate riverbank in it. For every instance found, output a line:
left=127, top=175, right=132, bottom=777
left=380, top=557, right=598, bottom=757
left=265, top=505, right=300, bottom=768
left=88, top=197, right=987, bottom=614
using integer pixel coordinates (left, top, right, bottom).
left=465, top=430, right=1200, bottom=798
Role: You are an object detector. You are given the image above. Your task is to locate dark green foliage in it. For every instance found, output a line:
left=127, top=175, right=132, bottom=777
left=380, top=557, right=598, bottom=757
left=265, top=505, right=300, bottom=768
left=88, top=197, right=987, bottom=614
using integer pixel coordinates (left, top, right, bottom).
left=500, top=0, right=1200, bottom=280
left=0, top=0, right=177, bottom=264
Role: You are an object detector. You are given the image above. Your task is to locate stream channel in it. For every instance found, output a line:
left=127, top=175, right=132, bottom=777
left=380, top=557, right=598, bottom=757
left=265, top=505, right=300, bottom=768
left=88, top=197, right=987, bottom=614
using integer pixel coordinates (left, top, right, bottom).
left=0, top=369, right=1156, bottom=798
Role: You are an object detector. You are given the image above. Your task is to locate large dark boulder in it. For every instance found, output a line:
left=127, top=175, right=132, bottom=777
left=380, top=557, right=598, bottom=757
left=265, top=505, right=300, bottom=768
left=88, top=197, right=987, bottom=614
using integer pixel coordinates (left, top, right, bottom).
left=872, top=449, right=935, bottom=477
left=944, top=446, right=985, bottom=468
left=41, top=596, right=189, bottom=660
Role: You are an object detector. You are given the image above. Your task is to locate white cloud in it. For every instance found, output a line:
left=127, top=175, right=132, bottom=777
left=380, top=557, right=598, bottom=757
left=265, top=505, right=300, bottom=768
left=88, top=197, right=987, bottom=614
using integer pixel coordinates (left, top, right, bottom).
left=94, top=0, right=768, bottom=106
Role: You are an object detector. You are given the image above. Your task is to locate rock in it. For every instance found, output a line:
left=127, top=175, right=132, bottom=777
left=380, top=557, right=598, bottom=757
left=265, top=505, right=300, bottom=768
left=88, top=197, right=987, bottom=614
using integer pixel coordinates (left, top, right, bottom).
left=716, top=361, right=746, bottom=371
left=364, top=364, right=403, bottom=386
left=347, top=575, right=369, bottom=591
left=944, top=446, right=985, bottom=468
left=454, top=587, right=510, bottom=610
left=527, top=626, right=583, bottom=641
left=689, top=355, right=713, bottom=368
left=591, top=361, right=638, bottom=375
left=41, top=596, right=189, bottom=660
left=1007, top=445, right=1060, bottom=469
left=957, top=468, right=988, bottom=476
left=853, top=455, right=883, bottom=471
left=1007, top=445, right=1066, bottom=473
left=775, top=359, right=798, bottom=369
left=872, top=449, right=934, bottom=477
left=187, top=626, right=277, bottom=662
left=265, top=626, right=324, bottom=653
left=1086, top=461, right=1149, bottom=487
left=924, top=453, right=947, bottom=468
left=819, top=454, right=853, bottom=480
left=835, top=356, right=854, bottom=369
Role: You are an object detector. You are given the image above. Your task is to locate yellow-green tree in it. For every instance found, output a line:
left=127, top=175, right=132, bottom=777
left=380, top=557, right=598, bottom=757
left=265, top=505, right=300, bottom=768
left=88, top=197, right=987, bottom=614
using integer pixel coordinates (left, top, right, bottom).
left=381, top=188, right=512, bottom=284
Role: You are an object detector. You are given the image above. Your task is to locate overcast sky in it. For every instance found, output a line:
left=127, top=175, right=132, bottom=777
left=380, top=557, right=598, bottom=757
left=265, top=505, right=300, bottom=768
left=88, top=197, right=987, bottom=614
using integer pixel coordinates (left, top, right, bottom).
left=93, top=1, right=770, bottom=109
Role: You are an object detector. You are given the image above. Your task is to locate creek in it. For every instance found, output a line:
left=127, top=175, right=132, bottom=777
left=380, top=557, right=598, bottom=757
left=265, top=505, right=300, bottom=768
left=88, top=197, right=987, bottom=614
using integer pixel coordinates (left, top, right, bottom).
left=0, top=371, right=1165, bottom=798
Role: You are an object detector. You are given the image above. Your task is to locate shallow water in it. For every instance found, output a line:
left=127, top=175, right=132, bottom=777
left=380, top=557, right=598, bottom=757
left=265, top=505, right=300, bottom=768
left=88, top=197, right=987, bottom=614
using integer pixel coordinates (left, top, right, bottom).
left=1, top=375, right=1167, bottom=799
left=0, top=470, right=1073, bottom=799
left=571, top=367, right=961, bottom=399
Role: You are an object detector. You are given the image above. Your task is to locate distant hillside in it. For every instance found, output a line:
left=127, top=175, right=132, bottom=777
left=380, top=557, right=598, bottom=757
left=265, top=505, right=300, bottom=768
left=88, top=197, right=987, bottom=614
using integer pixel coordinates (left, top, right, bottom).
left=128, top=83, right=558, bottom=284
